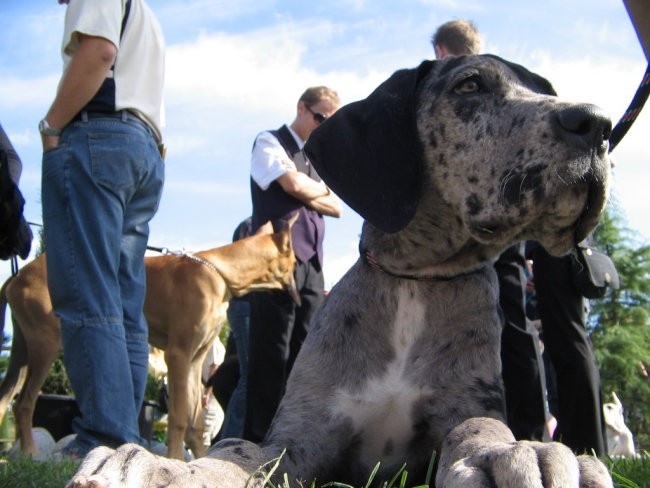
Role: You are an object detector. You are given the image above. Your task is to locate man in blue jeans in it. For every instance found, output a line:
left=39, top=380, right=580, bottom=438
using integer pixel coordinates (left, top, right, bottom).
left=40, top=0, right=165, bottom=458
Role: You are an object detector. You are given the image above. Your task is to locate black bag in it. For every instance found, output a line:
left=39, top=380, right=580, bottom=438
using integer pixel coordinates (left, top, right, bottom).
left=571, top=244, right=620, bottom=299
left=0, top=149, right=32, bottom=260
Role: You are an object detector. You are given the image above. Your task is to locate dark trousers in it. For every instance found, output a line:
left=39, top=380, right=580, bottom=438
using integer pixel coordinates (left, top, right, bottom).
left=244, top=258, right=324, bottom=443
left=530, top=245, right=606, bottom=456
left=497, top=243, right=548, bottom=441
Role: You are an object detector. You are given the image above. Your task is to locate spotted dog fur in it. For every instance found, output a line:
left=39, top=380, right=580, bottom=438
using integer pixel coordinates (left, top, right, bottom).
left=67, top=55, right=613, bottom=488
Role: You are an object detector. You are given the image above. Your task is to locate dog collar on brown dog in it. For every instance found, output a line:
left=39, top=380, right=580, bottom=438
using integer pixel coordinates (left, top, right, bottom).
left=183, top=252, right=220, bottom=274
left=362, top=249, right=481, bottom=282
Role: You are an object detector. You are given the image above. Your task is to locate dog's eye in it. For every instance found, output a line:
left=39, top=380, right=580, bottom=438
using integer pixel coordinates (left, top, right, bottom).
left=454, top=77, right=482, bottom=95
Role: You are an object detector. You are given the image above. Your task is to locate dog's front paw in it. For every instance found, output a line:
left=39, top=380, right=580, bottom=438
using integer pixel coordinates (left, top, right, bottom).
left=66, top=444, right=197, bottom=488
left=437, top=418, right=613, bottom=488
left=67, top=440, right=268, bottom=488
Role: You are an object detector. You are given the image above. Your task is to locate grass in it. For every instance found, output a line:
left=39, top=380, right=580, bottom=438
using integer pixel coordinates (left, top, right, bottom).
left=0, top=457, right=78, bottom=488
left=608, top=454, right=650, bottom=488
left=0, top=452, right=649, bottom=487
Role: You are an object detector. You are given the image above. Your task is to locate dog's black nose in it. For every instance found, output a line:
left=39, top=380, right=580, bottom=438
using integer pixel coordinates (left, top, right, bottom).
left=554, top=104, right=612, bottom=150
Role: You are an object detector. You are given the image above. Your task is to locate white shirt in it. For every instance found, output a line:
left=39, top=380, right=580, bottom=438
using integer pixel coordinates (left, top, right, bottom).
left=250, top=126, right=303, bottom=190
left=61, top=0, right=166, bottom=138
left=202, top=340, right=226, bottom=385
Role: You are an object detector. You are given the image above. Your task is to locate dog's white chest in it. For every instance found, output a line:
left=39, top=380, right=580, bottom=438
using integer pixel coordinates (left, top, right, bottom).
left=331, top=285, right=430, bottom=464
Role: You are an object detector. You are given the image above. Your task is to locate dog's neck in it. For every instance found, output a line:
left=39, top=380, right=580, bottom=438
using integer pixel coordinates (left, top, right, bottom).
left=359, top=220, right=502, bottom=279
left=196, top=234, right=291, bottom=297
left=361, top=247, right=485, bottom=281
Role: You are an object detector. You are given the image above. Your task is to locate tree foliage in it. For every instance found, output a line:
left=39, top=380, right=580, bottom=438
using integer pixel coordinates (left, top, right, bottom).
left=589, top=202, right=650, bottom=451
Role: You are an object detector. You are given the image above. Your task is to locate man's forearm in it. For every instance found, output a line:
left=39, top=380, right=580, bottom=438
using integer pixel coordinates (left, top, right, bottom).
left=277, top=171, right=331, bottom=201
left=307, top=192, right=342, bottom=218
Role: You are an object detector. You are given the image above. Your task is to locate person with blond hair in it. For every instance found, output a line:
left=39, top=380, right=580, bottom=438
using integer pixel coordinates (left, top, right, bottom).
left=244, top=86, right=342, bottom=442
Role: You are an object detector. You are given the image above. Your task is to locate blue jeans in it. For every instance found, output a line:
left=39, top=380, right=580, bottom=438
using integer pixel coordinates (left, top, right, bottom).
left=42, top=111, right=164, bottom=453
left=219, top=297, right=250, bottom=439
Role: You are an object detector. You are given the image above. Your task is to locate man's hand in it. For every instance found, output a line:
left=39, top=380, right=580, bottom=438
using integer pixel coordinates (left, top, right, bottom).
left=41, top=134, right=60, bottom=151
left=307, top=189, right=342, bottom=218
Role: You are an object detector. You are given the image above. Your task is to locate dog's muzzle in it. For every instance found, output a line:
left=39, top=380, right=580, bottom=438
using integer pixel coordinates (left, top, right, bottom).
left=553, top=104, right=612, bottom=245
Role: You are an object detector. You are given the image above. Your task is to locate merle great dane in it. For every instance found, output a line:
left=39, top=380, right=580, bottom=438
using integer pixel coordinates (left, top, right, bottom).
left=68, top=54, right=613, bottom=487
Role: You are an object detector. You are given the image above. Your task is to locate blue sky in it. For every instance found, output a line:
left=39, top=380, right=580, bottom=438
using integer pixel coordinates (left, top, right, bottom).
left=0, top=0, right=648, bottom=299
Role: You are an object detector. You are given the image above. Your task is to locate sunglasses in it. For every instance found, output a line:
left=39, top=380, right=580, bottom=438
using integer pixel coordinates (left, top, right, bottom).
left=306, top=105, right=327, bottom=124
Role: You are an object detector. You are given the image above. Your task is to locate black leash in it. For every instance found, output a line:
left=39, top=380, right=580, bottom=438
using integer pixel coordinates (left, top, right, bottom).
left=609, top=62, right=650, bottom=153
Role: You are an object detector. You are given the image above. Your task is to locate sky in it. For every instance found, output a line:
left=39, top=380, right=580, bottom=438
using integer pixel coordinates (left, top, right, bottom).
left=0, top=0, right=648, bottom=317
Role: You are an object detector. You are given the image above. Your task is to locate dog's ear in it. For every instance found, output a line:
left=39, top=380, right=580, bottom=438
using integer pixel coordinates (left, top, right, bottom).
left=254, top=221, right=274, bottom=236
left=305, top=60, right=435, bottom=233
left=483, top=54, right=557, bottom=96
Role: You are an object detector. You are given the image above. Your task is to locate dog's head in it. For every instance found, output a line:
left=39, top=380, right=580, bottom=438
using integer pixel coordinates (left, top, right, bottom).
left=603, top=392, right=626, bottom=434
left=230, top=214, right=300, bottom=303
left=305, top=55, right=611, bottom=273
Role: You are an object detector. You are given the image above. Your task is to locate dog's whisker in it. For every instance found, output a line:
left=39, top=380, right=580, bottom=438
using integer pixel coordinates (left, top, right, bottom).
left=517, top=174, right=527, bottom=204
left=554, top=167, right=569, bottom=186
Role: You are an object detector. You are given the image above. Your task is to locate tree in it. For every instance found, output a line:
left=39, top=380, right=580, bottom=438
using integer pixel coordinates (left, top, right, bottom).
left=589, top=202, right=650, bottom=451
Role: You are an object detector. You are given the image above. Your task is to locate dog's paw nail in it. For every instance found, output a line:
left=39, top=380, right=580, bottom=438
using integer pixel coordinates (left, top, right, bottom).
left=68, top=477, right=86, bottom=488
left=87, top=476, right=109, bottom=488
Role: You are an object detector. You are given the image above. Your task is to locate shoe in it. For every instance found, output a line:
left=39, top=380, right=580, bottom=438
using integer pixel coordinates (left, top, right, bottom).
left=146, top=440, right=167, bottom=456
left=49, top=438, right=90, bottom=464
left=49, top=449, right=84, bottom=464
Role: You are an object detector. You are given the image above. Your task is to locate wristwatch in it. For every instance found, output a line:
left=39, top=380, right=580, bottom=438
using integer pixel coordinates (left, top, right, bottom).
left=38, top=119, right=61, bottom=137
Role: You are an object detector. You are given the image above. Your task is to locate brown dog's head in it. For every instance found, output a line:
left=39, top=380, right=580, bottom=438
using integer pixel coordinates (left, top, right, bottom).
left=230, top=214, right=300, bottom=303
left=305, top=55, right=611, bottom=273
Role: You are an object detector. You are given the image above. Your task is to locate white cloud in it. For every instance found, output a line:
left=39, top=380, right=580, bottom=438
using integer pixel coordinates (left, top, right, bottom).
left=164, top=24, right=387, bottom=115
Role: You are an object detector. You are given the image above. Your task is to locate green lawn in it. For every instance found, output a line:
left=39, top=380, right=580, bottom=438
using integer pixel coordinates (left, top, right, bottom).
left=0, top=454, right=649, bottom=488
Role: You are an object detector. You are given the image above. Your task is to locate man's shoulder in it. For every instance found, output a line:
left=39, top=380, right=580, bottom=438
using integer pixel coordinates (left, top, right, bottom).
left=255, top=126, right=286, bottom=142
left=64, top=0, right=124, bottom=46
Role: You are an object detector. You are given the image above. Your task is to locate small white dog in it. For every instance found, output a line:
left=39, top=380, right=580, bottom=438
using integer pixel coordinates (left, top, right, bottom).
left=603, top=392, right=636, bottom=458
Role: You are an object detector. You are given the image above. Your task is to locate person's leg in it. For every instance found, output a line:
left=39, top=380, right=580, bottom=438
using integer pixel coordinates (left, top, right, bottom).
left=42, top=114, right=163, bottom=453
left=244, top=287, right=295, bottom=443
left=118, top=117, right=164, bottom=423
left=497, top=243, right=548, bottom=441
left=220, top=297, right=250, bottom=439
left=532, top=247, right=606, bottom=456
left=287, top=259, right=324, bottom=374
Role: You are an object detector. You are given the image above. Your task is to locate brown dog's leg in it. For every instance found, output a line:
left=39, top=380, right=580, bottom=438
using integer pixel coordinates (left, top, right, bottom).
left=183, top=360, right=208, bottom=458
left=14, top=320, right=61, bottom=456
left=0, top=318, right=28, bottom=432
left=6, top=256, right=62, bottom=456
left=0, top=275, right=27, bottom=427
left=165, top=345, right=207, bottom=459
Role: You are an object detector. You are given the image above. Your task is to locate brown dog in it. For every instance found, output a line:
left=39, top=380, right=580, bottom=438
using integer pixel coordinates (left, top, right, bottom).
left=0, top=216, right=298, bottom=460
